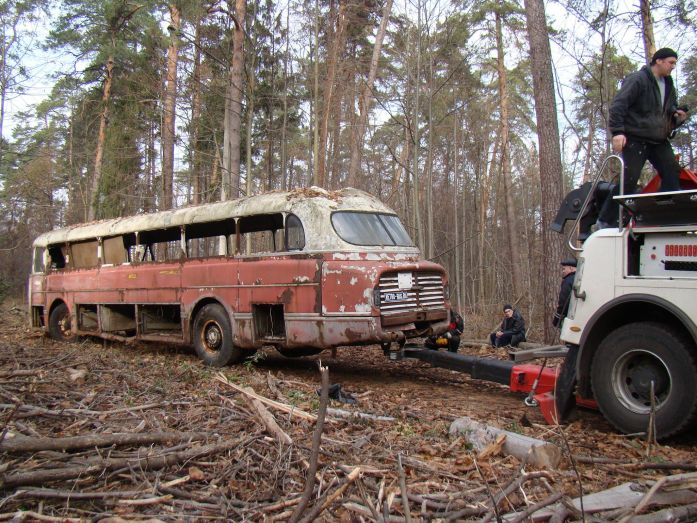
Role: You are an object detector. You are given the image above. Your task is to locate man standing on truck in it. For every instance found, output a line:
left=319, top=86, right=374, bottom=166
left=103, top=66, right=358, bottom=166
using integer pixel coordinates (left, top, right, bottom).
left=553, top=258, right=577, bottom=328
left=597, top=47, right=689, bottom=229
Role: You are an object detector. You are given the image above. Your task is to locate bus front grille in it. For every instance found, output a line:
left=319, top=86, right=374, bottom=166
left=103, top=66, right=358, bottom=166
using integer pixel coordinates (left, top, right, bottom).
left=377, top=271, right=445, bottom=316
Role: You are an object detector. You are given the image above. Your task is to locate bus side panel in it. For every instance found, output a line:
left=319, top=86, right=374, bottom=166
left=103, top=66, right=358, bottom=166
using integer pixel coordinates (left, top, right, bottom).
left=234, top=258, right=322, bottom=346
left=98, top=263, right=182, bottom=299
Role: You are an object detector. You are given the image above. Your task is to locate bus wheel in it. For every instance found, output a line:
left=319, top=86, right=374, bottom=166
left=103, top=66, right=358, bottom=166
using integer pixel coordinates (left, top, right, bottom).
left=48, top=303, right=75, bottom=341
left=193, top=304, right=242, bottom=367
left=591, top=322, right=697, bottom=439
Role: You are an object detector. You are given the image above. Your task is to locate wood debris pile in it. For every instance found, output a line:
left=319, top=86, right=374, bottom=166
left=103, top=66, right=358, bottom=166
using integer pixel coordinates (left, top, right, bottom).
left=0, top=309, right=696, bottom=521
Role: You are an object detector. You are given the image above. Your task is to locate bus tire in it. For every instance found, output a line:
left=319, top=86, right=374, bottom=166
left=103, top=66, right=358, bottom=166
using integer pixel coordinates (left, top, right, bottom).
left=193, top=304, right=243, bottom=367
left=48, top=303, right=75, bottom=341
left=590, top=322, right=697, bottom=439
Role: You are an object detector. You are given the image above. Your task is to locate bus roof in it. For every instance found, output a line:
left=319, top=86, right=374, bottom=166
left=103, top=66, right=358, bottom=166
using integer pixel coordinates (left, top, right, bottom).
left=33, top=187, right=396, bottom=247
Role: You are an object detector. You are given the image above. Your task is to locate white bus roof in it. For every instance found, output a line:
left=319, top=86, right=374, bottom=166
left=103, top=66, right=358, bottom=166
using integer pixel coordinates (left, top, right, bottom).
left=33, top=187, right=396, bottom=248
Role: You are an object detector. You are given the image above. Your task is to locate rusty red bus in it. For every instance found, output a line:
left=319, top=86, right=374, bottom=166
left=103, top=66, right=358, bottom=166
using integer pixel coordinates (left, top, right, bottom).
left=28, top=187, right=450, bottom=366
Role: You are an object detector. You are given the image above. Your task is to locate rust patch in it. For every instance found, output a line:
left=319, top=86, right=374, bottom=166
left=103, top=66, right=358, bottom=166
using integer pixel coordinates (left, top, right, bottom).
left=279, top=288, right=294, bottom=304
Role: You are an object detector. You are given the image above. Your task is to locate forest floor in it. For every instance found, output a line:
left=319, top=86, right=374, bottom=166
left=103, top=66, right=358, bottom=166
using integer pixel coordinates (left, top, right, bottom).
left=1, top=300, right=697, bottom=522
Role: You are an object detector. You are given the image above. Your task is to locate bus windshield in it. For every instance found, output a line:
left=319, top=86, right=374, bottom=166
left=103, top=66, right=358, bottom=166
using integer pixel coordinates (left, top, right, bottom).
left=331, top=212, right=413, bottom=247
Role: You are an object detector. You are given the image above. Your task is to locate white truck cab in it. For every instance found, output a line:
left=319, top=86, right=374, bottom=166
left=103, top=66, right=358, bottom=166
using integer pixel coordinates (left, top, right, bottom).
left=561, top=188, right=697, bottom=438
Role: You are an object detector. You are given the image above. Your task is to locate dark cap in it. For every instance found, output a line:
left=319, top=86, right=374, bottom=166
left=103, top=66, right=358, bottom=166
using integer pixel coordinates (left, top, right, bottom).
left=503, top=304, right=513, bottom=312
left=651, top=47, right=678, bottom=64
left=561, top=258, right=577, bottom=268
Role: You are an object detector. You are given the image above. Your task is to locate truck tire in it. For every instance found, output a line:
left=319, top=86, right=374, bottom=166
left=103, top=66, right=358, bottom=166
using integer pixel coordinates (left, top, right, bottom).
left=193, top=304, right=244, bottom=367
left=591, top=322, right=697, bottom=439
left=48, top=303, right=75, bottom=341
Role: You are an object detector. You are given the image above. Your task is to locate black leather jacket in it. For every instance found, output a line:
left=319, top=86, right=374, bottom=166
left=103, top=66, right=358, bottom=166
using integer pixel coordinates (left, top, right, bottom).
left=609, top=65, right=679, bottom=143
left=500, top=311, right=526, bottom=337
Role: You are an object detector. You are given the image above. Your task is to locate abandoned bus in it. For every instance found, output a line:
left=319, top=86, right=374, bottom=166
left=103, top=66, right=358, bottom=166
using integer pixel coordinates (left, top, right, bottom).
left=28, top=187, right=450, bottom=366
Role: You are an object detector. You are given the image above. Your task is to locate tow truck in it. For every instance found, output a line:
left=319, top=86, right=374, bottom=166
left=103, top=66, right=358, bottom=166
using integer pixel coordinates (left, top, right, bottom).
left=387, top=155, right=697, bottom=439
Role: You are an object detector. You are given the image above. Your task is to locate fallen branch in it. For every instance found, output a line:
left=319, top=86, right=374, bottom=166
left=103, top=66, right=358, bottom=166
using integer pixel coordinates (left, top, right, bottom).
left=0, top=511, right=86, bottom=522
left=634, top=472, right=697, bottom=514
left=15, top=488, right=149, bottom=500
left=0, top=437, right=252, bottom=488
left=397, top=454, right=413, bottom=523
left=242, top=386, right=292, bottom=445
left=628, top=501, right=697, bottom=523
left=298, top=466, right=362, bottom=523
left=0, top=431, right=209, bottom=453
left=288, top=362, right=330, bottom=523
left=326, top=407, right=395, bottom=422
left=506, top=491, right=564, bottom=523
left=576, top=455, right=697, bottom=472
left=216, top=373, right=317, bottom=422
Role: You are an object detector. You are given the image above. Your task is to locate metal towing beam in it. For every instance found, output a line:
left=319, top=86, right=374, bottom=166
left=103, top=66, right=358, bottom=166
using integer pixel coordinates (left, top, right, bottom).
left=390, top=343, right=594, bottom=424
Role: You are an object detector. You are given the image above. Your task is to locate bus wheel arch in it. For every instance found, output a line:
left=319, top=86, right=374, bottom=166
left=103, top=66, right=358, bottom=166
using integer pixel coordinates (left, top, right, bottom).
left=48, top=301, right=75, bottom=341
left=192, top=302, right=244, bottom=367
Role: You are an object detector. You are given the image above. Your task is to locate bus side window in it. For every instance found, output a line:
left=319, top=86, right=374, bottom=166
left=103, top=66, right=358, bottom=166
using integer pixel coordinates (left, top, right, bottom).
left=238, top=214, right=284, bottom=255
left=48, top=245, right=66, bottom=270
left=103, top=236, right=128, bottom=265
left=286, top=214, right=305, bottom=251
left=33, top=247, right=46, bottom=273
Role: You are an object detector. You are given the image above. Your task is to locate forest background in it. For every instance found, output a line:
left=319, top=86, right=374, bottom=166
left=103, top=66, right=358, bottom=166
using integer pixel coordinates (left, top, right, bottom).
left=0, top=0, right=695, bottom=343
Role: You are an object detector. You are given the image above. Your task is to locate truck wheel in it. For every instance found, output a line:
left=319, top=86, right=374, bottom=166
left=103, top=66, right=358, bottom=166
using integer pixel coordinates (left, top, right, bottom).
left=193, top=304, right=243, bottom=367
left=591, top=322, right=697, bottom=439
left=48, top=303, right=75, bottom=341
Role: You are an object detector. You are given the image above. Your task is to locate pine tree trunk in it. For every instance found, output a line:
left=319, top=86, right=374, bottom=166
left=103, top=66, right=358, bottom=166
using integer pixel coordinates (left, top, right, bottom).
left=316, top=2, right=346, bottom=188
left=347, top=0, right=393, bottom=186
left=191, top=19, right=202, bottom=205
left=222, top=0, right=246, bottom=201
left=524, top=0, right=565, bottom=343
left=162, top=4, right=180, bottom=210
left=640, top=0, right=655, bottom=63
left=88, top=56, right=114, bottom=221
left=495, top=12, right=522, bottom=299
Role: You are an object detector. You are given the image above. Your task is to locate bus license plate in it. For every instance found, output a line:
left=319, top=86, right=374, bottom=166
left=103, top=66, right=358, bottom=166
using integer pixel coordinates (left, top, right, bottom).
left=384, top=291, right=409, bottom=302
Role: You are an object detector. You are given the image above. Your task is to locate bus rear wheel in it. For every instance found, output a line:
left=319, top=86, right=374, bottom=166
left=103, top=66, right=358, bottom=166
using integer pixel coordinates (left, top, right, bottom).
left=193, top=304, right=243, bottom=367
left=591, top=322, right=697, bottom=439
left=48, top=303, right=75, bottom=341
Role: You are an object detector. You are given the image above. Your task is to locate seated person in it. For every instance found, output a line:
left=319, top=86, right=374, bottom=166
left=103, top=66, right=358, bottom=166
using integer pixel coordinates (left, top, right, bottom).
left=489, top=304, right=526, bottom=348
left=425, top=309, right=464, bottom=353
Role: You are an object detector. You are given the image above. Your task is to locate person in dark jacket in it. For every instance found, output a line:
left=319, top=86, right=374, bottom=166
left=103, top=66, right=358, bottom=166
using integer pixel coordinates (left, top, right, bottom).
left=553, top=258, right=577, bottom=328
left=489, top=304, right=526, bottom=348
left=597, top=47, right=689, bottom=229
left=425, top=309, right=464, bottom=353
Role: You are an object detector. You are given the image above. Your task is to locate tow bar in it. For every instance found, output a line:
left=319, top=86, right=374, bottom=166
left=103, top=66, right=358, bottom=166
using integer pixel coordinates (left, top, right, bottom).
left=389, top=343, right=594, bottom=425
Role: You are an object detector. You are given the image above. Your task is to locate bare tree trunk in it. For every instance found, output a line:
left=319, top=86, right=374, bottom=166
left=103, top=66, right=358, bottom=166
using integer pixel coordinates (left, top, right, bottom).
left=640, top=0, right=655, bottom=63
left=162, top=4, right=180, bottom=210
left=581, top=114, right=596, bottom=183
left=316, top=1, right=346, bottom=188
left=311, top=0, right=320, bottom=186
left=222, top=0, right=246, bottom=200
left=495, top=12, right=522, bottom=298
left=280, top=3, right=290, bottom=190
left=88, top=56, right=114, bottom=221
left=347, top=0, right=393, bottom=186
left=524, top=0, right=565, bottom=343
left=411, top=0, right=424, bottom=251
left=425, top=68, right=434, bottom=260
left=191, top=18, right=203, bottom=205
